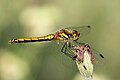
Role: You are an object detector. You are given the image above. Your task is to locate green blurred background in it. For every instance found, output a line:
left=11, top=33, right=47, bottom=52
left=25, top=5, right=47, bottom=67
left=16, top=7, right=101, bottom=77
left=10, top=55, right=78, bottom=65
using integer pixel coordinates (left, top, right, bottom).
left=0, top=0, right=120, bottom=80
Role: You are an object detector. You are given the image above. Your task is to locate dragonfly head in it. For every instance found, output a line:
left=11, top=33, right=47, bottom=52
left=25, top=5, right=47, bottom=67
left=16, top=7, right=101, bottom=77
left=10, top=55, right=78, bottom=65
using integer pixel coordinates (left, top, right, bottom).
left=73, top=30, right=80, bottom=41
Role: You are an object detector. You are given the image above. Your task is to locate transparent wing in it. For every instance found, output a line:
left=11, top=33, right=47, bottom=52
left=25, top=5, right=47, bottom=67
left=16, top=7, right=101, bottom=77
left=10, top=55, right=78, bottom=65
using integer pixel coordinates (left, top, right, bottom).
left=79, top=43, right=105, bottom=65
left=51, top=41, right=76, bottom=70
left=90, top=48, right=105, bottom=65
left=65, top=25, right=91, bottom=38
left=70, top=42, right=105, bottom=65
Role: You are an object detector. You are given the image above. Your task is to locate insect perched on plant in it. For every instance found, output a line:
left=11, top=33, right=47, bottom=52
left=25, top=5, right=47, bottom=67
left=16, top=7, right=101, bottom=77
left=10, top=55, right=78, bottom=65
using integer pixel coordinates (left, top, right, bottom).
left=9, top=26, right=91, bottom=57
left=9, top=25, right=105, bottom=80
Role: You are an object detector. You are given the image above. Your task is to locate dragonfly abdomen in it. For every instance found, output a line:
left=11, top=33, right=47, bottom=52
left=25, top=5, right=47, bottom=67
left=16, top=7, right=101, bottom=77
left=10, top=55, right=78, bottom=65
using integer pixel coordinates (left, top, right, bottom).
left=9, top=34, right=55, bottom=43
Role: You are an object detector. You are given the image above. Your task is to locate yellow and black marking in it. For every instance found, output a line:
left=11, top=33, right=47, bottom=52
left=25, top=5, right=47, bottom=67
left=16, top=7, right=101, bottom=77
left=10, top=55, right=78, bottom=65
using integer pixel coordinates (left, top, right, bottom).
left=57, top=32, right=69, bottom=40
left=9, top=34, right=55, bottom=43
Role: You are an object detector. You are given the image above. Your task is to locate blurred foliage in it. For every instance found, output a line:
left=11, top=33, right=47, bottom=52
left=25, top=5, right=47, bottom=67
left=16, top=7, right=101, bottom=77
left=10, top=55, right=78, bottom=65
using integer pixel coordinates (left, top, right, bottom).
left=0, top=0, right=120, bottom=80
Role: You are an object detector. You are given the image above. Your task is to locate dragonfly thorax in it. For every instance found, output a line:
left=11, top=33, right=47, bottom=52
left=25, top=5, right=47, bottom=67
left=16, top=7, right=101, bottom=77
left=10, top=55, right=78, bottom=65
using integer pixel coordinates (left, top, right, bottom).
left=55, top=29, right=80, bottom=41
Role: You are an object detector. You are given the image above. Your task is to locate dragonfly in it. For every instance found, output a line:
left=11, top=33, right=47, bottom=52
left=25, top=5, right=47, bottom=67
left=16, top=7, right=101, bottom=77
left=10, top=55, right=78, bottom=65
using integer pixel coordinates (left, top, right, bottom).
left=8, top=25, right=91, bottom=57
left=70, top=43, right=104, bottom=80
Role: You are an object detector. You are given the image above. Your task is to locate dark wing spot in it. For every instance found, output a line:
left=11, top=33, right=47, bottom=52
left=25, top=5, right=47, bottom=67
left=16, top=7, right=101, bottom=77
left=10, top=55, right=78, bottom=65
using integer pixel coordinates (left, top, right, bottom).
left=100, top=54, right=104, bottom=58
left=87, top=25, right=91, bottom=28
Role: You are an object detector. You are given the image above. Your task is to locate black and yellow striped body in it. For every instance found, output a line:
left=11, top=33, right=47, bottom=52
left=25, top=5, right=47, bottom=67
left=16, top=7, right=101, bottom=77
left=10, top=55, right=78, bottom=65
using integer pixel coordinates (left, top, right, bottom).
left=9, top=34, right=55, bottom=43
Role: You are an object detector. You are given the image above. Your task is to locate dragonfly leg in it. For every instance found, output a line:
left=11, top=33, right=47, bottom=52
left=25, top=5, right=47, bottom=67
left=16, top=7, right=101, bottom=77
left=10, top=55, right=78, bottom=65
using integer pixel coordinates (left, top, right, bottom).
left=61, top=41, right=74, bottom=58
left=61, top=41, right=67, bottom=53
left=74, top=41, right=85, bottom=45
